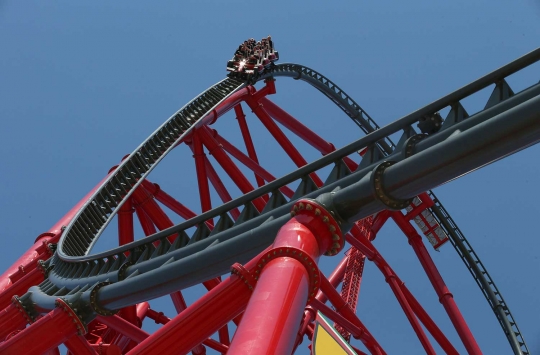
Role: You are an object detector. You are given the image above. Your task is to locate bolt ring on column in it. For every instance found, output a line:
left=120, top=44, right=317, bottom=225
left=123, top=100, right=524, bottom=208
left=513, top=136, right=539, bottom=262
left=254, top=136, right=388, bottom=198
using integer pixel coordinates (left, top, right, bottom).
left=90, top=281, right=117, bottom=316
left=290, top=199, right=344, bottom=256
left=371, top=161, right=413, bottom=210
left=55, top=298, right=88, bottom=335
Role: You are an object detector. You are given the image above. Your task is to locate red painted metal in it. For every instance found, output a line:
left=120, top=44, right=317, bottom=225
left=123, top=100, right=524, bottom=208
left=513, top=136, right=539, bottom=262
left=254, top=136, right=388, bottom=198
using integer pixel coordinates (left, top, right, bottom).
left=134, top=205, right=157, bottom=236
left=234, top=104, right=266, bottom=190
left=0, top=306, right=79, bottom=354
left=96, top=315, right=149, bottom=344
left=141, top=180, right=197, bottom=220
left=245, top=95, right=325, bottom=187
left=202, top=155, right=241, bottom=219
left=0, top=267, right=44, bottom=311
left=64, top=335, right=98, bottom=355
left=392, top=211, right=482, bottom=354
left=191, top=130, right=213, bottom=216
left=260, top=97, right=358, bottom=172
left=319, top=275, right=385, bottom=354
left=0, top=304, right=27, bottom=340
left=126, top=247, right=271, bottom=355
left=229, top=200, right=343, bottom=355
left=211, top=128, right=295, bottom=198
left=198, top=127, right=265, bottom=211
left=118, top=198, right=134, bottom=246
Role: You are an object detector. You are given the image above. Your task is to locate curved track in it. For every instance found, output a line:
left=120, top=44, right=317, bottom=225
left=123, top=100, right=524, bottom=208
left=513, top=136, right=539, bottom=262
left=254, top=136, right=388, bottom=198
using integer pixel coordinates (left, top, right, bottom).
left=5, top=49, right=540, bottom=354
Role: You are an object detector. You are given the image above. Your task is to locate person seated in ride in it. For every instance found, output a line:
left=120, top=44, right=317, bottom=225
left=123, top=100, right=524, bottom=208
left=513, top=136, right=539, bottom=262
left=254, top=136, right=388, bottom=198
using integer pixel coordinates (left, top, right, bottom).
left=267, top=35, right=273, bottom=51
left=247, top=55, right=258, bottom=65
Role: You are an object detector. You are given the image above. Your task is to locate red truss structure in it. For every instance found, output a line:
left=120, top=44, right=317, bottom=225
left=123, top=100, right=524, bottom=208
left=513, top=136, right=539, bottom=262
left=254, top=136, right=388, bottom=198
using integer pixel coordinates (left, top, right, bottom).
left=0, top=46, right=539, bottom=355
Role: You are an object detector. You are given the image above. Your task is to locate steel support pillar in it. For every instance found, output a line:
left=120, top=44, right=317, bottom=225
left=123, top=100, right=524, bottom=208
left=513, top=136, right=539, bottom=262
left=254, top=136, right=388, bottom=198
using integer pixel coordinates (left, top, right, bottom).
left=392, top=212, right=482, bottom=354
left=229, top=199, right=342, bottom=354
left=0, top=303, right=83, bottom=354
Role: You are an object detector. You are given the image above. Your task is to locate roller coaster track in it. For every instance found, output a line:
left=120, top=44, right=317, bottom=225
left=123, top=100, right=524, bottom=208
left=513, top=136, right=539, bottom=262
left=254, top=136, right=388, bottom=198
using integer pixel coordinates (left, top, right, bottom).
left=16, top=48, right=540, bottom=354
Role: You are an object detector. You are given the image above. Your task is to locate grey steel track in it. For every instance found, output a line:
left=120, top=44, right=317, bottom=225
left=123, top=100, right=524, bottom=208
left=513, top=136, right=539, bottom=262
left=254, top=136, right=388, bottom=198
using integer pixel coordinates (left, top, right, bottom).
left=35, top=49, right=540, bottom=353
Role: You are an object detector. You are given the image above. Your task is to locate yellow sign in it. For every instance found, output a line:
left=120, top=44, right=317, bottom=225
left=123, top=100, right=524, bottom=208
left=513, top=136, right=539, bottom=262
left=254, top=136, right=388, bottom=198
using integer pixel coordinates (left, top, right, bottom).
left=312, top=312, right=357, bottom=355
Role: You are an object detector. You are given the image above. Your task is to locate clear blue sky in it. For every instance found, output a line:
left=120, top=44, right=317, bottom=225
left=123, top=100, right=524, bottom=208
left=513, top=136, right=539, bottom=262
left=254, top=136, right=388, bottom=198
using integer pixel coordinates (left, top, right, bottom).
left=1, top=1, right=539, bottom=354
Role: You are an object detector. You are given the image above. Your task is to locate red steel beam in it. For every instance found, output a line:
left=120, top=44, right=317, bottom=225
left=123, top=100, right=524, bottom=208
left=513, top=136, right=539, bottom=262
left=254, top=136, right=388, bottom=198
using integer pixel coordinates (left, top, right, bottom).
left=64, top=335, right=97, bottom=355
left=260, top=97, right=358, bottom=172
left=319, top=275, right=385, bottom=354
left=125, top=247, right=271, bottom=355
left=203, top=156, right=241, bottom=220
left=0, top=303, right=28, bottom=340
left=234, top=104, right=266, bottom=190
left=245, top=96, right=324, bottom=187
left=210, top=128, right=295, bottom=198
left=229, top=200, right=339, bottom=354
left=191, top=129, right=213, bottom=217
left=0, top=267, right=44, bottom=311
left=0, top=304, right=81, bottom=354
left=198, top=127, right=266, bottom=212
left=392, top=212, right=482, bottom=354
left=118, top=197, right=135, bottom=246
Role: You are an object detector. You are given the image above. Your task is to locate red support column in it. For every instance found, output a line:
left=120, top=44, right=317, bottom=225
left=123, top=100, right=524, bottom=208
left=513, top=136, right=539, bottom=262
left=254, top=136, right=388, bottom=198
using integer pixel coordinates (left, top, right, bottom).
left=260, top=97, right=358, bottom=172
left=392, top=212, right=482, bottom=355
left=0, top=267, right=44, bottom=311
left=234, top=104, right=266, bottom=190
left=245, top=97, right=324, bottom=187
left=0, top=303, right=28, bottom=340
left=95, top=315, right=149, bottom=344
left=118, top=198, right=134, bottom=246
left=198, top=127, right=265, bottom=211
left=203, top=156, right=241, bottom=219
left=191, top=131, right=213, bottom=217
left=228, top=199, right=342, bottom=355
left=64, top=335, right=97, bottom=355
left=210, top=129, right=295, bottom=198
left=126, top=247, right=271, bottom=355
left=0, top=301, right=83, bottom=354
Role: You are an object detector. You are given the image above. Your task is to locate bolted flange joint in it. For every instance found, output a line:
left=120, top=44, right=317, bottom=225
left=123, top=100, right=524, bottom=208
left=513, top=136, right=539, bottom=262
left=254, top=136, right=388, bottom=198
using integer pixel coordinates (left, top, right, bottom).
left=12, top=294, right=39, bottom=324
left=404, top=133, right=428, bottom=158
left=371, top=161, right=413, bottom=211
left=254, top=246, right=321, bottom=304
left=37, top=259, right=54, bottom=278
left=117, top=261, right=135, bottom=281
left=55, top=298, right=88, bottom=335
left=290, top=198, right=344, bottom=256
left=89, top=281, right=118, bottom=316
left=231, top=263, right=257, bottom=291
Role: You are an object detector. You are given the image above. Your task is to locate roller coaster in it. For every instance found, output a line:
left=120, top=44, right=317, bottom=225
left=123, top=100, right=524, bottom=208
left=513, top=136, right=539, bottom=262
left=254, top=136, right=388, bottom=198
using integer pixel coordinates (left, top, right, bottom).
left=0, top=44, right=539, bottom=354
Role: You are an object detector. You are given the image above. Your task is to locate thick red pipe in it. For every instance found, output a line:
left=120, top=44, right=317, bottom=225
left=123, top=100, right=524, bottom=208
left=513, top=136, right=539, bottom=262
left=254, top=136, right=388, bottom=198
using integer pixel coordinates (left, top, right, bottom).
left=401, top=284, right=459, bottom=354
left=125, top=247, right=270, bottom=355
left=118, top=198, right=134, bottom=246
left=245, top=97, right=324, bottom=187
left=234, top=104, right=266, bottom=190
left=260, top=97, right=358, bottom=172
left=0, top=267, right=44, bottom=311
left=142, top=180, right=197, bottom=220
left=229, top=208, right=336, bottom=355
left=211, top=129, right=295, bottom=198
left=191, top=131, right=213, bottom=216
left=64, top=335, right=97, bottom=355
left=96, top=315, right=149, bottom=344
left=134, top=206, right=157, bottom=236
left=198, top=127, right=265, bottom=212
left=0, top=304, right=27, bottom=340
left=203, top=156, right=241, bottom=219
left=319, top=276, right=385, bottom=354
left=392, top=212, right=482, bottom=354
left=0, top=307, right=79, bottom=354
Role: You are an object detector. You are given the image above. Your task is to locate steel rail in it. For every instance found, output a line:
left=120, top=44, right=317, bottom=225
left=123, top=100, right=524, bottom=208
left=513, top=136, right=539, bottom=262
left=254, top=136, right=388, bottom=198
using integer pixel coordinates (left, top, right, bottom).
left=30, top=49, right=539, bottom=352
left=35, top=78, right=538, bottom=299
